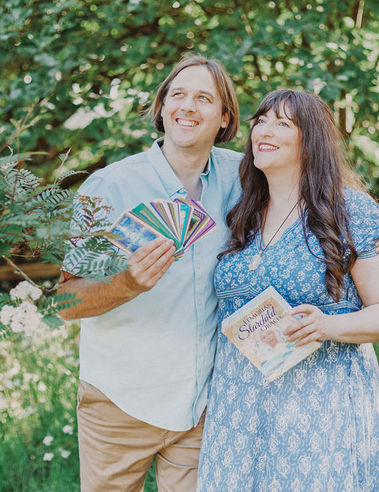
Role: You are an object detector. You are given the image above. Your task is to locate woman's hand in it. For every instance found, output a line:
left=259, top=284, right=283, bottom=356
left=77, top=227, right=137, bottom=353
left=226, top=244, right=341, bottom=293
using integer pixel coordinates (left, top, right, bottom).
left=283, top=253, right=379, bottom=346
left=283, top=304, right=331, bottom=346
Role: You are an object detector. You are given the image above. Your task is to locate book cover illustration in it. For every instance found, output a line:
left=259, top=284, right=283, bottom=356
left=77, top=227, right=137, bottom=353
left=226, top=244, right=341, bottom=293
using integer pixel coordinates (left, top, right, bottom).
left=107, top=198, right=216, bottom=258
left=221, top=286, right=321, bottom=381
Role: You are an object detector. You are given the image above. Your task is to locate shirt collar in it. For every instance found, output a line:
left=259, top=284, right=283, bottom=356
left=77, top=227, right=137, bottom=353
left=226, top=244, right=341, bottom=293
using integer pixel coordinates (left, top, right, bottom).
left=201, top=155, right=211, bottom=177
left=147, top=138, right=213, bottom=198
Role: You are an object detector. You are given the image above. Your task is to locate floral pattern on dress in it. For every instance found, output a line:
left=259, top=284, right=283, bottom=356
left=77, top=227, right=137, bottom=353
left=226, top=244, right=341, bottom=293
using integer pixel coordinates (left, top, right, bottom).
left=197, top=188, right=379, bottom=492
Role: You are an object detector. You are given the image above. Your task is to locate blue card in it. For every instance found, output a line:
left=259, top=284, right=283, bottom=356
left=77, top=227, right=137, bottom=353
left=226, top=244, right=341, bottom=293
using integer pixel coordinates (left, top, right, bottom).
left=109, top=213, right=159, bottom=254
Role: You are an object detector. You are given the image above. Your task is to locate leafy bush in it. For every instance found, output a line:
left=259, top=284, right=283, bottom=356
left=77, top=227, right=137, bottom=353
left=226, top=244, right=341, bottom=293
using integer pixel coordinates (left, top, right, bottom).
left=1, top=0, right=377, bottom=196
left=0, top=145, right=128, bottom=336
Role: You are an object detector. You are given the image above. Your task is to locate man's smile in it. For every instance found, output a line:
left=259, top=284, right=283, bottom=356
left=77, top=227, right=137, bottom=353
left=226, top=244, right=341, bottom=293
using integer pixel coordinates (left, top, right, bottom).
left=176, top=118, right=199, bottom=127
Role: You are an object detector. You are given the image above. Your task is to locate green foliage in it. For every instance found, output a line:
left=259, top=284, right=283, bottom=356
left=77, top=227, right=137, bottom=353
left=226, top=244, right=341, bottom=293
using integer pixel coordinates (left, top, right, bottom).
left=0, top=323, right=81, bottom=491
left=144, top=460, right=158, bottom=492
left=0, top=148, right=128, bottom=336
left=0, top=279, right=83, bottom=337
left=63, top=194, right=129, bottom=278
left=0, top=321, right=158, bottom=491
left=0, top=149, right=126, bottom=275
left=0, top=0, right=377, bottom=195
left=0, top=151, right=74, bottom=262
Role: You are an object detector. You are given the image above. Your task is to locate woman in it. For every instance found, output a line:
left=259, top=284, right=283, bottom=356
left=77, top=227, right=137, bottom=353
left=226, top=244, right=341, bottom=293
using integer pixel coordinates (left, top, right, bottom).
left=197, top=89, right=379, bottom=491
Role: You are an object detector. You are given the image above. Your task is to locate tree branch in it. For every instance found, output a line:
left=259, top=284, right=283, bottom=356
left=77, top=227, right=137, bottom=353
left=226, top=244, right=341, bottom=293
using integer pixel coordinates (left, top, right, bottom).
left=2, top=256, right=41, bottom=289
left=355, top=0, right=365, bottom=28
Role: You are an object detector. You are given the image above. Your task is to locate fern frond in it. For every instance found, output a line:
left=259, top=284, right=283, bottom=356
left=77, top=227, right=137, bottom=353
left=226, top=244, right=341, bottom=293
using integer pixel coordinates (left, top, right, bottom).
left=6, top=167, right=42, bottom=191
left=54, top=169, right=88, bottom=184
left=0, top=153, right=33, bottom=167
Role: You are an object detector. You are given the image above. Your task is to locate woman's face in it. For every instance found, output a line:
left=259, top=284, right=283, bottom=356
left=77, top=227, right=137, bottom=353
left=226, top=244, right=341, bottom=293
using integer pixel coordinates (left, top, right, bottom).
left=251, top=102, right=302, bottom=175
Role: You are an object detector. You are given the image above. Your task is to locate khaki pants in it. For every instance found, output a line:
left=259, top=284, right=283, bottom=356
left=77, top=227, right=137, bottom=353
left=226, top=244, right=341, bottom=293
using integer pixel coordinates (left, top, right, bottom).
left=77, top=380, right=205, bottom=492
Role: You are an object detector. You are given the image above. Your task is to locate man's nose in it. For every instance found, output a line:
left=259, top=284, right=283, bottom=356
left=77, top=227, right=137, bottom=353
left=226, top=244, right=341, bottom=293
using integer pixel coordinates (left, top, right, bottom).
left=179, top=96, right=196, bottom=112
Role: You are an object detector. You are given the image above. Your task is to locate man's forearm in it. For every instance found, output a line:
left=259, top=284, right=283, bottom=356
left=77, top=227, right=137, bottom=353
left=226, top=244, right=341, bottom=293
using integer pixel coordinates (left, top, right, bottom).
left=58, top=270, right=141, bottom=319
left=58, top=237, right=176, bottom=320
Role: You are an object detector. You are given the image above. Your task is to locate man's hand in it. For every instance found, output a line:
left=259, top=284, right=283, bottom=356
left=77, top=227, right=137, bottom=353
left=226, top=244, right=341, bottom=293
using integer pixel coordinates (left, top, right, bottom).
left=376, top=240, right=379, bottom=255
left=122, top=237, right=176, bottom=294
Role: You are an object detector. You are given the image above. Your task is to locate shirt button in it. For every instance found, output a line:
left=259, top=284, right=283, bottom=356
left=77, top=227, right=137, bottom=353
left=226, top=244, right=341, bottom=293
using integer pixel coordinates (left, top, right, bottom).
left=196, top=263, right=201, bottom=269
left=198, top=300, right=203, bottom=306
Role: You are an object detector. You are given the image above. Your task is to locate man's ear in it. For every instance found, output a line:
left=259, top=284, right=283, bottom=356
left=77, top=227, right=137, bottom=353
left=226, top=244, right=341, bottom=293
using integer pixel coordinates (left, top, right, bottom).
left=221, top=112, right=229, bottom=129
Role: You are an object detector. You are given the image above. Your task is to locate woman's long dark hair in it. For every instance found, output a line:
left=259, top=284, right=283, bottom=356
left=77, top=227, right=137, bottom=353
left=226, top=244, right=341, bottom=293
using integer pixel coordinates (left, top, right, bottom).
left=220, top=89, right=363, bottom=302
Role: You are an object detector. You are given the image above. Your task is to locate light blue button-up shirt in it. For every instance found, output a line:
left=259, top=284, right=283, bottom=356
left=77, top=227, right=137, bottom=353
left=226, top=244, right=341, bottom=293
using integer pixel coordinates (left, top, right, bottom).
left=75, top=139, right=242, bottom=430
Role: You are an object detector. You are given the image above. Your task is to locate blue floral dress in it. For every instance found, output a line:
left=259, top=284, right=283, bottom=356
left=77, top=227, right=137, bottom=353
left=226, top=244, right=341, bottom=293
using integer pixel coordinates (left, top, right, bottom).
left=197, top=188, right=379, bottom=492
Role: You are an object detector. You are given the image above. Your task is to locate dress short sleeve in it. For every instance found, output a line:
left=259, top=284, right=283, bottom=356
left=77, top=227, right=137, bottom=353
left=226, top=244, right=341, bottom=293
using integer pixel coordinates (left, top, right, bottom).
left=345, top=187, right=379, bottom=259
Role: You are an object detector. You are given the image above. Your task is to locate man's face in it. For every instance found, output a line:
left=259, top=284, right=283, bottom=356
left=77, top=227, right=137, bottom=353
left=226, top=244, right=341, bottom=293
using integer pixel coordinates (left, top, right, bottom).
left=160, top=65, right=229, bottom=154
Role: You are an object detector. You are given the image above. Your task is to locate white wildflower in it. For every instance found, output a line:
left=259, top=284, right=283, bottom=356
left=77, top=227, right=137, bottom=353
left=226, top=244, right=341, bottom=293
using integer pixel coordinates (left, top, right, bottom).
left=10, top=281, right=42, bottom=302
left=38, top=381, right=47, bottom=392
left=3, top=301, right=43, bottom=335
left=43, top=435, right=54, bottom=446
left=59, top=449, right=71, bottom=458
left=62, top=424, right=73, bottom=435
left=19, top=301, right=40, bottom=318
left=43, top=452, right=54, bottom=461
left=10, top=319, right=25, bottom=333
left=0, top=305, right=17, bottom=325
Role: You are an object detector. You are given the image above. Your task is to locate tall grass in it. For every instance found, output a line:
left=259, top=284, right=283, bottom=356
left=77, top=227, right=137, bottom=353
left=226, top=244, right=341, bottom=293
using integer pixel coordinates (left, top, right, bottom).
left=0, top=323, right=80, bottom=491
left=0, top=322, right=157, bottom=491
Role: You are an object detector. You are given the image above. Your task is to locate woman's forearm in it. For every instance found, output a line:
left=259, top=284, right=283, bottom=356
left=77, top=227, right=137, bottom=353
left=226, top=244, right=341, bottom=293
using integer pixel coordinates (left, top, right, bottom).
left=325, top=304, right=379, bottom=344
left=287, top=303, right=379, bottom=346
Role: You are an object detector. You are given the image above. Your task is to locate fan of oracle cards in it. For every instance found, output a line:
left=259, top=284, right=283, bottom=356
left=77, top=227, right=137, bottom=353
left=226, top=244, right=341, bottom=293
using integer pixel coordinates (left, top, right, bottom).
left=106, top=198, right=216, bottom=259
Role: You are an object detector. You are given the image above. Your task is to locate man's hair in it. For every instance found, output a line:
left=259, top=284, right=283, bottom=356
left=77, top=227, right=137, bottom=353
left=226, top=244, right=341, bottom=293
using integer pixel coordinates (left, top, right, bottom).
left=149, top=55, right=239, bottom=143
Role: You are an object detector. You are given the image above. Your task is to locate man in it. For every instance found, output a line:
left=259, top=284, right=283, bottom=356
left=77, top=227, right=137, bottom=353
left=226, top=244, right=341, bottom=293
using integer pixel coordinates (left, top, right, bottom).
left=59, top=55, right=242, bottom=491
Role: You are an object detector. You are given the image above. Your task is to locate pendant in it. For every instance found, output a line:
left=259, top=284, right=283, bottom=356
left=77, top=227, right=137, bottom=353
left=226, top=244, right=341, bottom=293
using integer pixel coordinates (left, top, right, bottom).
left=249, top=253, right=262, bottom=271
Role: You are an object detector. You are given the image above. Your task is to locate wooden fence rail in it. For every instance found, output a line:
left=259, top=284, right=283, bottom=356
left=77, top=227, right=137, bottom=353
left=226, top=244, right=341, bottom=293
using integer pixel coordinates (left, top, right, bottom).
left=0, top=263, right=60, bottom=281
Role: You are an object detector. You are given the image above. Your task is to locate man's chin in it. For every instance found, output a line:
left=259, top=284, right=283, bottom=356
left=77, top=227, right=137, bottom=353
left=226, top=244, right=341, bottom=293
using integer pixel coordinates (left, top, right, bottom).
left=172, top=138, right=202, bottom=150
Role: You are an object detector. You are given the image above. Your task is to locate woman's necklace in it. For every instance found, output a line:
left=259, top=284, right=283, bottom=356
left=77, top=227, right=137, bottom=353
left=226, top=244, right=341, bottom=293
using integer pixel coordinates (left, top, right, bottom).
left=249, top=201, right=299, bottom=271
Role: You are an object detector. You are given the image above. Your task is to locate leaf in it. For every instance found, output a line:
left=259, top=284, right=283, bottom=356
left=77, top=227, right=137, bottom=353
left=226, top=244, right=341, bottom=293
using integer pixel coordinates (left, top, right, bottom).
left=42, top=314, right=64, bottom=328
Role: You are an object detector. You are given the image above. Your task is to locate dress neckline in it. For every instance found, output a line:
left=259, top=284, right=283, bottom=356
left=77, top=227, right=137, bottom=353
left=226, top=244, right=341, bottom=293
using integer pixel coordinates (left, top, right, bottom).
left=258, top=216, right=302, bottom=250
